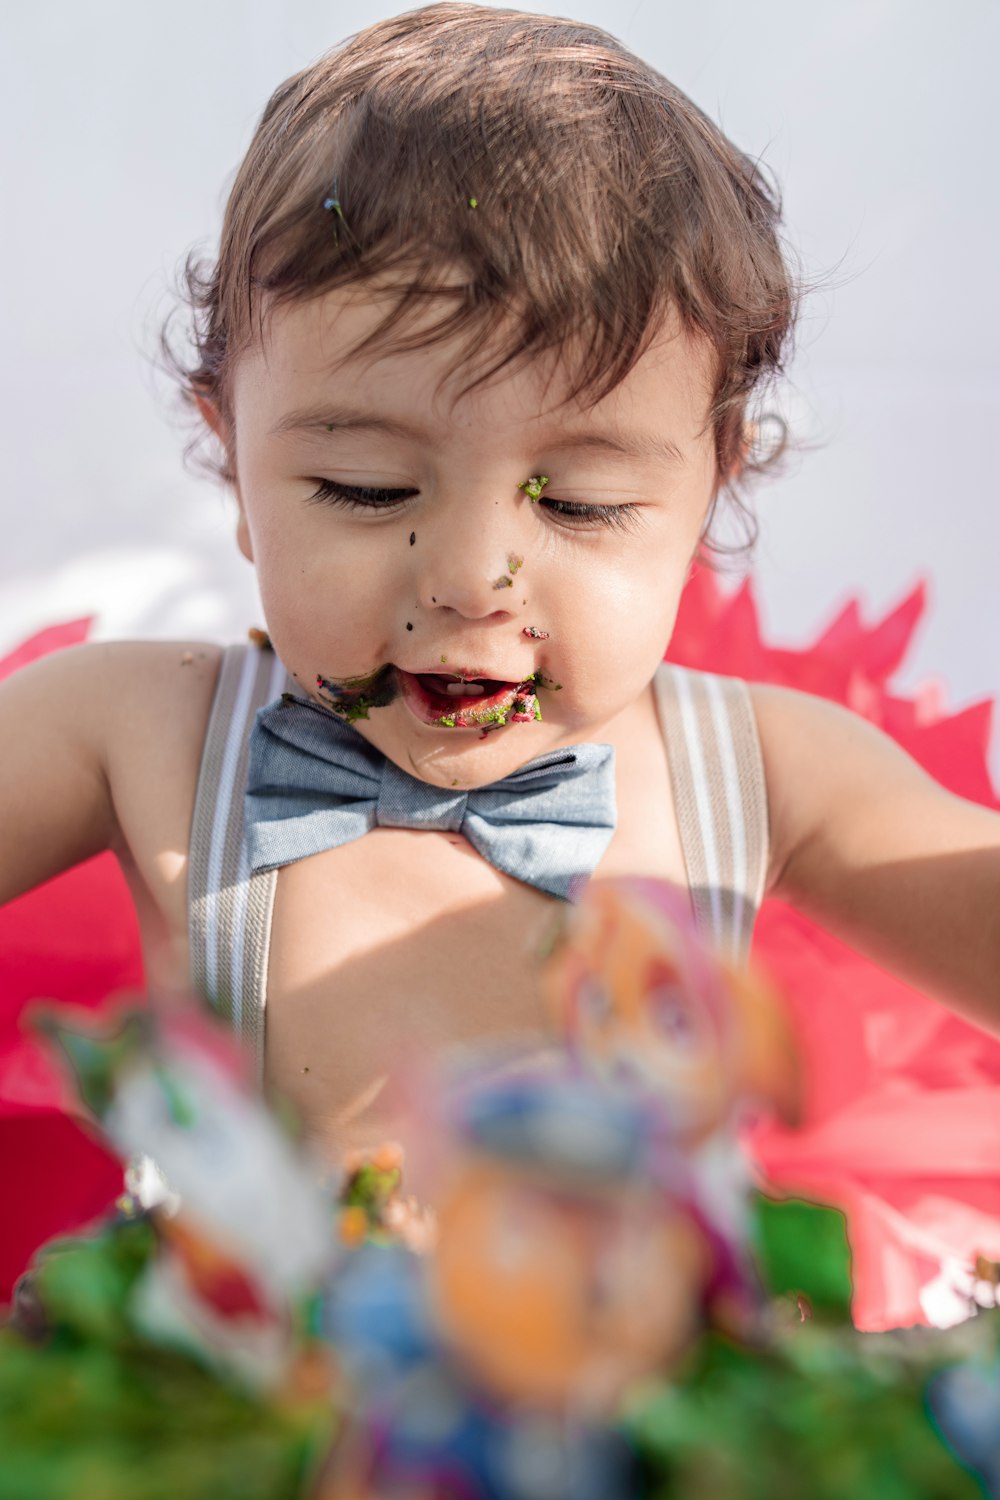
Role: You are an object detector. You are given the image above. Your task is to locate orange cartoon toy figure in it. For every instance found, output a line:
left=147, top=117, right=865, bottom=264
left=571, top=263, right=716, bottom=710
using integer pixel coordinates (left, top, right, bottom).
left=424, top=1067, right=716, bottom=1417
left=542, top=877, right=801, bottom=1144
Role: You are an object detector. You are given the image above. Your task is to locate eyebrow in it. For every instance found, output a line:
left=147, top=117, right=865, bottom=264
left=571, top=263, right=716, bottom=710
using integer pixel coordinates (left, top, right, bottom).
left=271, top=405, right=421, bottom=444
left=270, top=403, right=686, bottom=466
left=548, top=428, right=685, bottom=466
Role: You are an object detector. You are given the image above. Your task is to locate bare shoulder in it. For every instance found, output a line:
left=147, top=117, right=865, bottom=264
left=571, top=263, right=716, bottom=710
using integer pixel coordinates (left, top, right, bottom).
left=746, top=679, right=1000, bottom=1027
left=86, top=641, right=229, bottom=917
left=21, top=635, right=224, bottom=701
left=93, top=638, right=225, bottom=733
left=748, top=681, right=884, bottom=895
left=0, top=638, right=224, bottom=905
left=50, top=638, right=224, bottom=756
left=746, top=678, right=992, bottom=905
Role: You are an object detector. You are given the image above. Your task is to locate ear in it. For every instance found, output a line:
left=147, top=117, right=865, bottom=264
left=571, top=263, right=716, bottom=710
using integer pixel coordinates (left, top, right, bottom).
left=195, top=395, right=254, bottom=564
left=234, top=506, right=254, bottom=564
left=195, top=393, right=229, bottom=446
left=723, top=422, right=754, bottom=482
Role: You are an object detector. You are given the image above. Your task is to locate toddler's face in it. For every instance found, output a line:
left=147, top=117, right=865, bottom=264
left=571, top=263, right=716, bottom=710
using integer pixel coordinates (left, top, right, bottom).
left=215, top=277, right=720, bottom=787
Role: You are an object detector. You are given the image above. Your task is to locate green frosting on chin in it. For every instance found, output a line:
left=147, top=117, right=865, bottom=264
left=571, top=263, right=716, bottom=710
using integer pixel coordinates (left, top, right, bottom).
left=332, top=699, right=374, bottom=722
left=316, top=664, right=398, bottom=720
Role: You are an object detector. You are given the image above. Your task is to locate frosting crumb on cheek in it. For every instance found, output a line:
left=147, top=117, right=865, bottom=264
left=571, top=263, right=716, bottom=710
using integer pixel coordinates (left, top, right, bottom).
left=314, top=664, right=398, bottom=722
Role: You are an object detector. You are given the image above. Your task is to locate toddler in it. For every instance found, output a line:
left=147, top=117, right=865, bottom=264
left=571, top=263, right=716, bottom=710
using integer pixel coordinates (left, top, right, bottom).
left=2, top=2, right=998, bottom=1166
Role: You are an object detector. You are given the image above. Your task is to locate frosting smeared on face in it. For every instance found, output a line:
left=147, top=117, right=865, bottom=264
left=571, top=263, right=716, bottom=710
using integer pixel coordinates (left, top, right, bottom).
left=230, top=287, right=719, bottom=788
left=517, top=475, right=550, bottom=502
left=411, top=671, right=546, bottom=733
left=315, top=665, right=399, bottom=722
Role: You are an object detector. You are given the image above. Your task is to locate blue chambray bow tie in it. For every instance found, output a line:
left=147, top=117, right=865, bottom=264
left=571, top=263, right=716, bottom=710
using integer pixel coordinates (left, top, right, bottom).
left=244, top=695, right=617, bottom=900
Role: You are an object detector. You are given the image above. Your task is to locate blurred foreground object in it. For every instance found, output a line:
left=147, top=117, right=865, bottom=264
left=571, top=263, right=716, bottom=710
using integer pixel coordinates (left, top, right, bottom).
left=322, top=1067, right=683, bottom=1495
left=2, top=877, right=999, bottom=1497
left=4, top=1002, right=341, bottom=1499
left=34, top=1003, right=334, bottom=1390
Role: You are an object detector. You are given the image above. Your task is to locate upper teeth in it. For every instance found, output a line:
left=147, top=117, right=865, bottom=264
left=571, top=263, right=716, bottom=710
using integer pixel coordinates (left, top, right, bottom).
left=446, top=681, right=485, bottom=695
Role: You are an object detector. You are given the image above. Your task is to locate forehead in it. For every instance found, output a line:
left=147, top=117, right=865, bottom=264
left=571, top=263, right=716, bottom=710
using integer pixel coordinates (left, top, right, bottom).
left=234, top=273, right=717, bottom=435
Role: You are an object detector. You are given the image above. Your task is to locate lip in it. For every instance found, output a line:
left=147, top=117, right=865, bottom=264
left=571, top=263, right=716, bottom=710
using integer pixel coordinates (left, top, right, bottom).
left=397, top=668, right=534, bottom=728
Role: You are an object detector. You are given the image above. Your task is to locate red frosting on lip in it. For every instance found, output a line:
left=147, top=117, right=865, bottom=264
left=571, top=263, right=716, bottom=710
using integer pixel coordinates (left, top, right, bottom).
left=398, top=669, right=526, bottom=726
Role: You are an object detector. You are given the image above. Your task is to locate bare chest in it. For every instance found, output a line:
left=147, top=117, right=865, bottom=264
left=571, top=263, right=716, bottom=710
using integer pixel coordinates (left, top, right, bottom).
left=263, top=737, right=688, bottom=1156
left=265, top=832, right=559, bottom=1150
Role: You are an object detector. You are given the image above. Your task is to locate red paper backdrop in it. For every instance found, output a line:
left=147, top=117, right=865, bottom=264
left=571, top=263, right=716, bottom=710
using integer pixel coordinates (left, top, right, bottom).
left=0, top=621, right=145, bottom=1299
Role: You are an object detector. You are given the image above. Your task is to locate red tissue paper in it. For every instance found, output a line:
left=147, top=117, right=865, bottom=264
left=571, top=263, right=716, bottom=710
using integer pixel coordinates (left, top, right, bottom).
left=0, top=619, right=145, bottom=1303
left=669, top=563, right=1000, bottom=1331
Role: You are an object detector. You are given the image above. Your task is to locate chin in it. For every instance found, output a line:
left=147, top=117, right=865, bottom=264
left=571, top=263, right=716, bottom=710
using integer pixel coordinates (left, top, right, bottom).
left=375, top=717, right=557, bottom=788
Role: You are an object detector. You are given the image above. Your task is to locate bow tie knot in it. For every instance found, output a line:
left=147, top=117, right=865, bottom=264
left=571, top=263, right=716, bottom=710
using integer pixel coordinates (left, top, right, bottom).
left=377, top=760, right=466, bottom=833
left=244, top=693, right=617, bottom=900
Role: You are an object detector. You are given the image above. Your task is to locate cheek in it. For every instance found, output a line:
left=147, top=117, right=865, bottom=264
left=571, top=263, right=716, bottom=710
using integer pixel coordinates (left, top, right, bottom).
left=548, top=546, right=687, bottom=697
left=251, top=517, right=391, bottom=657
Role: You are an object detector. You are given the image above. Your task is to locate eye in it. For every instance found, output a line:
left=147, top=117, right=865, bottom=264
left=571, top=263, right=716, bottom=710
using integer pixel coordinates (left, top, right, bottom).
left=306, top=479, right=418, bottom=510
left=540, top=499, right=642, bottom=535
left=306, top=479, right=642, bottom=534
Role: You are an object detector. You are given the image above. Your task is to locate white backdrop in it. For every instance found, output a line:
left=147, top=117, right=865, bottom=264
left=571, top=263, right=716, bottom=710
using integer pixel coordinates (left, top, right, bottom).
left=3, top=1, right=998, bottom=781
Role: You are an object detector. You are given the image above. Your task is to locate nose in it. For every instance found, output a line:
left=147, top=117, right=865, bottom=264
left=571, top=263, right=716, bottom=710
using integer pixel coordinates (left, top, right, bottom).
left=414, top=490, right=526, bottom=622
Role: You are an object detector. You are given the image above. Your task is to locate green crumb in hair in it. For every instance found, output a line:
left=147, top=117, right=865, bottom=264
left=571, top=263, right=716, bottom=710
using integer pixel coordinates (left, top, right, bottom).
left=492, top=575, right=513, bottom=590
left=507, top=554, right=523, bottom=574
left=468, top=197, right=478, bottom=208
left=518, top=475, right=549, bottom=502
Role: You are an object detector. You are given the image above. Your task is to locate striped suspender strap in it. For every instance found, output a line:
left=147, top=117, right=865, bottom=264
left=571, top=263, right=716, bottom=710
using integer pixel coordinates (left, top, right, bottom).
left=188, top=642, right=292, bottom=1083
left=653, top=663, right=770, bottom=969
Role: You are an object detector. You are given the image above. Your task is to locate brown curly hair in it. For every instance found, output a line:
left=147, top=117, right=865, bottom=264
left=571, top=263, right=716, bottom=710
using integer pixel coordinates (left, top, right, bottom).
left=156, top=2, right=810, bottom=569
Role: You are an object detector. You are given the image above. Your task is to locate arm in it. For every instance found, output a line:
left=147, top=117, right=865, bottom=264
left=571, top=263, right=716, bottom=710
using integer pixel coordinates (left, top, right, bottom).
left=0, top=643, right=120, bottom=905
left=750, top=682, right=1000, bottom=1036
left=0, top=638, right=224, bottom=908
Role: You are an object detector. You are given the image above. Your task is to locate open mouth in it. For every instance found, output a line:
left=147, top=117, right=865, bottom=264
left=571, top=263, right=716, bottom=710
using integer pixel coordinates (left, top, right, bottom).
left=397, top=669, right=540, bottom=729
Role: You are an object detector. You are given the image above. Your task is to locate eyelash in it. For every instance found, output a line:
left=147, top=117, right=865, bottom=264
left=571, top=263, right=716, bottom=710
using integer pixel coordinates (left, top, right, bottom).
left=305, top=479, right=642, bottom=534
